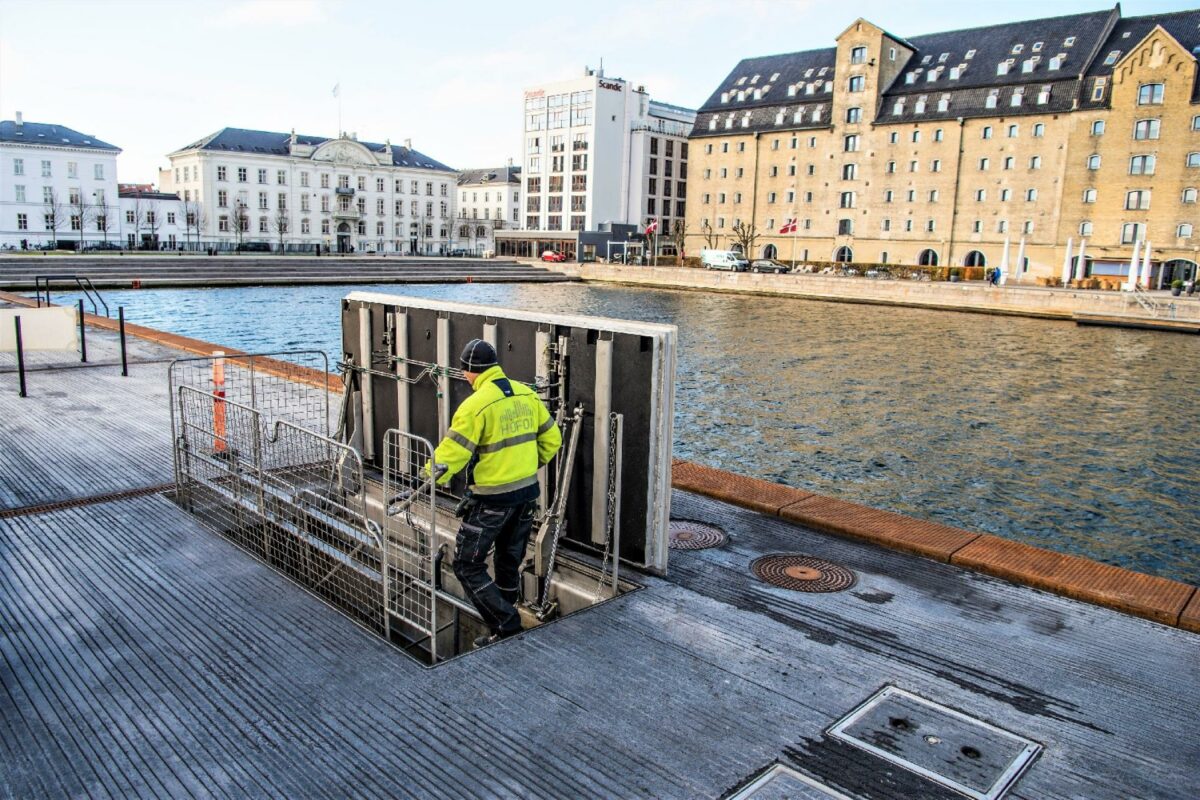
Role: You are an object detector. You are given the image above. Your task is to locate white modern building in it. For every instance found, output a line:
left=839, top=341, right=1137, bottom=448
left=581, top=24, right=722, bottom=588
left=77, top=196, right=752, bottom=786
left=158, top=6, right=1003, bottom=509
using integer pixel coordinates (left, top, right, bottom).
left=161, top=127, right=458, bottom=254
left=455, top=164, right=521, bottom=255
left=118, top=185, right=185, bottom=250
left=518, top=68, right=695, bottom=242
left=0, top=113, right=122, bottom=250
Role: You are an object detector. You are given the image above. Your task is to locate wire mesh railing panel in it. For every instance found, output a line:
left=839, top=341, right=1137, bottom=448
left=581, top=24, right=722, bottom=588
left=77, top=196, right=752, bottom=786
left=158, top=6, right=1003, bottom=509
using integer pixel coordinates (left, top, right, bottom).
left=383, top=429, right=440, bottom=660
left=174, top=383, right=388, bottom=638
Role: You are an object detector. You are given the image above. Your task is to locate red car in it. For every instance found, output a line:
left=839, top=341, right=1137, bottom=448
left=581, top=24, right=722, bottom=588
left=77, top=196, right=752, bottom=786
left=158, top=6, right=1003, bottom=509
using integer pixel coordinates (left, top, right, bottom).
left=540, top=250, right=567, bottom=262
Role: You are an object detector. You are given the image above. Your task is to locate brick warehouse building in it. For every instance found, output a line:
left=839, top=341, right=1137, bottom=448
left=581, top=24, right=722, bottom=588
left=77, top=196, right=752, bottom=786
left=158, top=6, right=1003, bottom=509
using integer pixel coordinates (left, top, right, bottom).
left=686, top=7, right=1200, bottom=286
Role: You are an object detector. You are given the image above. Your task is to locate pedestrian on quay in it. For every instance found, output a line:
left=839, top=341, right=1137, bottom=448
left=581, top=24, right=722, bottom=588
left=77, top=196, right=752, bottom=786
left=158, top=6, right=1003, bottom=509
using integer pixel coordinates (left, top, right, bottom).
left=426, top=339, right=562, bottom=648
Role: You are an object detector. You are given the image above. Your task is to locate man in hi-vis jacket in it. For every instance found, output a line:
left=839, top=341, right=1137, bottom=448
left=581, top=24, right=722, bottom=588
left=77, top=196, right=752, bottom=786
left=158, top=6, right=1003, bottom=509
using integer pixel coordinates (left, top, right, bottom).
left=430, top=339, right=561, bottom=647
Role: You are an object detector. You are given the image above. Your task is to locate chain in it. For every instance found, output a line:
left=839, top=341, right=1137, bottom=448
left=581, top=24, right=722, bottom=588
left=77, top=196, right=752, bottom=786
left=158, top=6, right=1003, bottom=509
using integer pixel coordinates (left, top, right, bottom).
left=594, top=411, right=619, bottom=601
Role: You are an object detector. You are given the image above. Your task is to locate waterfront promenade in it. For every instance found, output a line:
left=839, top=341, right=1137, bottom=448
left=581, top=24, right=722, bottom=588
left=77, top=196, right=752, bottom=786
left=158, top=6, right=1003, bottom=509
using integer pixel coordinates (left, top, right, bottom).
left=559, top=263, right=1200, bottom=332
left=0, top=254, right=574, bottom=291
left=1, top=298, right=1198, bottom=798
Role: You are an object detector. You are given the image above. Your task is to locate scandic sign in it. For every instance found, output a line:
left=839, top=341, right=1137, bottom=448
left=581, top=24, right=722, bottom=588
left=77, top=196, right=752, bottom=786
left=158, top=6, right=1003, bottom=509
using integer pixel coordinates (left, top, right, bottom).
left=598, top=80, right=623, bottom=91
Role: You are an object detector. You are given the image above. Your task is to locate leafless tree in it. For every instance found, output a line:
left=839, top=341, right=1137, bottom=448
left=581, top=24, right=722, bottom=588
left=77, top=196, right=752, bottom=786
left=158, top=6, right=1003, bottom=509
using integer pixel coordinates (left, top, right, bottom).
left=230, top=199, right=249, bottom=250
left=181, top=199, right=206, bottom=249
left=143, top=200, right=162, bottom=250
left=70, top=190, right=94, bottom=251
left=43, top=188, right=67, bottom=248
left=700, top=217, right=718, bottom=251
left=731, top=219, right=759, bottom=258
left=671, top=218, right=689, bottom=262
left=270, top=204, right=289, bottom=252
left=95, top=199, right=113, bottom=246
left=126, top=192, right=144, bottom=249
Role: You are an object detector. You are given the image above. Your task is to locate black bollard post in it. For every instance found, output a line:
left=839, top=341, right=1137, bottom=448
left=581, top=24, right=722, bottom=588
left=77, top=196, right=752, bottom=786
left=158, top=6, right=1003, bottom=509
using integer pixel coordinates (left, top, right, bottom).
left=118, top=306, right=128, bottom=377
left=14, top=316, right=26, bottom=397
left=78, top=299, right=87, bottom=363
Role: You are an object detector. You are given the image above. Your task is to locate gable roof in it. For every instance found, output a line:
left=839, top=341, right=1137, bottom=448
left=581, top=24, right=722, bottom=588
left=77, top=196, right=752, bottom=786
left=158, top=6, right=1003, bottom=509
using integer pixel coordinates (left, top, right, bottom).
left=0, top=120, right=120, bottom=152
left=172, top=127, right=456, bottom=172
left=457, top=165, right=521, bottom=186
left=699, top=47, right=838, bottom=113
left=1082, top=9, right=1200, bottom=104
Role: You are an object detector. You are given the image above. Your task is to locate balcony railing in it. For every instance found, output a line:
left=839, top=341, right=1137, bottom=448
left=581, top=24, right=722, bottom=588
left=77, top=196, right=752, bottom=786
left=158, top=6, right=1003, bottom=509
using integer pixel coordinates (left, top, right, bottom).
left=335, top=187, right=355, bottom=195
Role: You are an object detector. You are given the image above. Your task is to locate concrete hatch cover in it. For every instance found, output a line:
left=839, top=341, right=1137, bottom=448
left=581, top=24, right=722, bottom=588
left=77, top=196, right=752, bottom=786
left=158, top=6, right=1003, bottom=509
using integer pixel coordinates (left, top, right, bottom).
left=827, top=686, right=1041, bottom=800
left=728, top=764, right=855, bottom=800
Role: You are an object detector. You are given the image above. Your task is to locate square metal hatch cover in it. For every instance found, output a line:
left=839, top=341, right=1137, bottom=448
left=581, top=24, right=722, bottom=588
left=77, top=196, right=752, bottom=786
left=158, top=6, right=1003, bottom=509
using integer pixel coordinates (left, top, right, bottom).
left=827, top=686, right=1041, bottom=800
left=728, top=764, right=854, bottom=800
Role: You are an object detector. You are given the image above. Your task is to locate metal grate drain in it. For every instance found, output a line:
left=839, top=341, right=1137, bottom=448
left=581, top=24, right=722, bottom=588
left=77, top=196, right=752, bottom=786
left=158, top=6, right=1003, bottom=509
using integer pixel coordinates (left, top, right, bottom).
left=669, top=519, right=727, bottom=550
left=751, top=554, right=856, bottom=593
left=0, top=484, right=175, bottom=519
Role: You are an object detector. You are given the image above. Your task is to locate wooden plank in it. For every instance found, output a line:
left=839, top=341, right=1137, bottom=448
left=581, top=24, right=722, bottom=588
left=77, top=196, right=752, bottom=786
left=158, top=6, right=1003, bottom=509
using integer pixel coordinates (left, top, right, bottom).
left=671, top=459, right=813, bottom=515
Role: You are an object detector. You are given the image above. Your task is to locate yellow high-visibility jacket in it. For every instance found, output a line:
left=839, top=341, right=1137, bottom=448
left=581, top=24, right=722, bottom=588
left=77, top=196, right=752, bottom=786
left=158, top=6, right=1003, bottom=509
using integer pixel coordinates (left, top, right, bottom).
left=432, top=365, right=561, bottom=496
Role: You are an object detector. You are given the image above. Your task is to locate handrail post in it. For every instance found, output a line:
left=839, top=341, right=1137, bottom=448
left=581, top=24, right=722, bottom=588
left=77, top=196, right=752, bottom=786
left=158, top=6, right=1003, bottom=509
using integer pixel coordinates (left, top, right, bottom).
left=118, top=306, right=128, bottom=376
left=77, top=299, right=87, bottom=363
left=14, top=316, right=27, bottom=397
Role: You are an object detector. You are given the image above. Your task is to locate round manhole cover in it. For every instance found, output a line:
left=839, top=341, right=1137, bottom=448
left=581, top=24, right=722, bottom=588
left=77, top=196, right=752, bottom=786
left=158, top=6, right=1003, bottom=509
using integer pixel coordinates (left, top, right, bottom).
left=751, top=554, right=856, bottom=592
left=668, top=519, right=727, bottom=550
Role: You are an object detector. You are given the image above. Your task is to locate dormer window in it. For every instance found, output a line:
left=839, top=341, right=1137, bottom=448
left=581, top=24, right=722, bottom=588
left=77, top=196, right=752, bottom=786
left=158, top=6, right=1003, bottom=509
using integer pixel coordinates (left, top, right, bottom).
left=1032, top=42, right=1043, bottom=52
left=1038, top=85, right=1052, bottom=104
left=708, top=117, right=717, bottom=130
left=824, top=82, right=833, bottom=93
left=793, top=108, right=804, bottom=123
left=753, top=89, right=762, bottom=100
left=893, top=99, right=905, bottom=115
left=812, top=106, right=823, bottom=122
left=1104, top=50, right=1121, bottom=65
left=1049, top=55, right=1064, bottom=70
left=965, top=49, right=976, bottom=59
left=915, top=95, right=927, bottom=113
left=949, top=66, right=961, bottom=80
left=926, top=68, right=938, bottom=82
left=985, top=89, right=1000, bottom=109
left=737, top=90, right=745, bottom=101
left=1012, top=44, right=1024, bottom=54
left=721, top=92, right=729, bottom=103
left=938, top=52, right=949, bottom=63
left=787, top=84, right=797, bottom=96
left=1011, top=87, right=1025, bottom=107
left=906, top=71, right=918, bottom=84
left=806, top=83, right=816, bottom=95
left=938, top=95, right=950, bottom=112
left=921, top=54, right=932, bottom=64
left=997, top=61, right=1010, bottom=76
left=1021, top=57, right=1039, bottom=73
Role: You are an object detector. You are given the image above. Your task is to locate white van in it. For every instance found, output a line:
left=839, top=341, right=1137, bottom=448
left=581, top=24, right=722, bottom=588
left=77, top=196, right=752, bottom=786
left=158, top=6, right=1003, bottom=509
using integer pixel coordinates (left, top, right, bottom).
left=700, top=249, right=749, bottom=272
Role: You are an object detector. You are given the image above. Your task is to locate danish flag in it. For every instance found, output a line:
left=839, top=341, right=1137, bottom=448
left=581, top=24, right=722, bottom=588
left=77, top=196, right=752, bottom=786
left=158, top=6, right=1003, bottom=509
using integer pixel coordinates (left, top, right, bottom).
left=645, top=218, right=659, bottom=235
left=779, top=218, right=798, bottom=234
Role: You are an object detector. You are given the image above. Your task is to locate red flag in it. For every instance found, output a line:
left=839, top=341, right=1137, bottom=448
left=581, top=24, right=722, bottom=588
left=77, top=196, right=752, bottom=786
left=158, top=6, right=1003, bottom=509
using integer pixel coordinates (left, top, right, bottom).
left=645, top=218, right=659, bottom=235
left=778, top=218, right=797, bottom=234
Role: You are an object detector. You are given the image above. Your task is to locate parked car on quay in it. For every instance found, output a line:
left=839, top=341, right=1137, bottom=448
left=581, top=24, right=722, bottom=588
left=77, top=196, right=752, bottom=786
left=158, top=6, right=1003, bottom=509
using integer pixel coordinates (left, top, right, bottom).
left=750, top=259, right=790, bottom=274
left=83, top=242, right=123, bottom=252
left=541, top=250, right=567, bottom=263
left=447, top=248, right=468, bottom=257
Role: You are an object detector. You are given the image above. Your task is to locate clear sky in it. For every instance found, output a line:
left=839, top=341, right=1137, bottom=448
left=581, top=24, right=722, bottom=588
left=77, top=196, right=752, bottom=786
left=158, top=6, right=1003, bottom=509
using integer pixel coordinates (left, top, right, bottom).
left=1, top=0, right=1193, bottom=182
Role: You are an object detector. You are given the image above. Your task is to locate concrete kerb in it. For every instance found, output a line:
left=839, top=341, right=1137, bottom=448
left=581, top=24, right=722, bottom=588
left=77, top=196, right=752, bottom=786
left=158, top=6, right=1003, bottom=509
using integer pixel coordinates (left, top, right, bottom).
left=5, top=290, right=1195, bottom=632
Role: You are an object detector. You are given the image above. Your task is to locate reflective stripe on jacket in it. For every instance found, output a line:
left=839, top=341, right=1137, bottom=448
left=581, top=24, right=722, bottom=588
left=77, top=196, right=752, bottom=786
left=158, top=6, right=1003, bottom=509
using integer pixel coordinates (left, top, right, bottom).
left=432, top=365, right=562, bottom=495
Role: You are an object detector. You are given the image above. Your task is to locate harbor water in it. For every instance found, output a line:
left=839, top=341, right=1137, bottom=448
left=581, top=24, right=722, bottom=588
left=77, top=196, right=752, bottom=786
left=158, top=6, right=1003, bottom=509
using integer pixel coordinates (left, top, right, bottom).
left=55, top=282, right=1200, bottom=584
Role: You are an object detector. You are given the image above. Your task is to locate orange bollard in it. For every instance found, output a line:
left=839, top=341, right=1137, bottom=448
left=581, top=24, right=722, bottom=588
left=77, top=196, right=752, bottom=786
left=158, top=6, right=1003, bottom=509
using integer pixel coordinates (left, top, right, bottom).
left=212, top=351, right=227, bottom=453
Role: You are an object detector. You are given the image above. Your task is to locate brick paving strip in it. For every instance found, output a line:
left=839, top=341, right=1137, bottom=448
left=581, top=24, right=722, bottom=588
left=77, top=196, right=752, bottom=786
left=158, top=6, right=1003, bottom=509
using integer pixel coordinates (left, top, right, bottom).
left=4, top=289, right=1196, bottom=632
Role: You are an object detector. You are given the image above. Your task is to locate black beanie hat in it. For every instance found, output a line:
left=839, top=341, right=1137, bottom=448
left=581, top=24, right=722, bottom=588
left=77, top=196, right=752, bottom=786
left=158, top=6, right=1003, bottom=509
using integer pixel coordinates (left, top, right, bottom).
left=460, top=339, right=498, bottom=372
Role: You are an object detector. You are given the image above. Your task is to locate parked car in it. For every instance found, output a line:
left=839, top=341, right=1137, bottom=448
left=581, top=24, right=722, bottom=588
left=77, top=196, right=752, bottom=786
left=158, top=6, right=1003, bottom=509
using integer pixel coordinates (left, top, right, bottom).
left=750, top=259, right=790, bottom=274
left=237, top=242, right=271, bottom=253
left=541, top=250, right=567, bottom=262
left=84, top=242, right=123, bottom=252
left=700, top=249, right=749, bottom=272
left=447, top=248, right=468, bottom=257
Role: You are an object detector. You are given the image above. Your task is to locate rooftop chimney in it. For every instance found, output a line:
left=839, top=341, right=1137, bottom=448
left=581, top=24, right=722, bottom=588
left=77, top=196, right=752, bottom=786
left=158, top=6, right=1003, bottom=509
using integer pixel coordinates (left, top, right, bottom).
left=404, top=138, right=412, bottom=150
left=14, top=111, right=22, bottom=127
left=507, top=157, right=513, bottom=168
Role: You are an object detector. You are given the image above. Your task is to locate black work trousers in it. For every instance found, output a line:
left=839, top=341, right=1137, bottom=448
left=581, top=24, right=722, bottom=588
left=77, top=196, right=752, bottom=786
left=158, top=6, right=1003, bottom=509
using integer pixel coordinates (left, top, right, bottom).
left=452, top=500, right=535, bottom=636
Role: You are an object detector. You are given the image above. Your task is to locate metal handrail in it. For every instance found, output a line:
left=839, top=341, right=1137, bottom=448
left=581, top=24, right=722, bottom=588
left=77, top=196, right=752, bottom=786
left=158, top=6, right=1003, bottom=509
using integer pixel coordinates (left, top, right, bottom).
left=34, top=274, right=110, bottom=317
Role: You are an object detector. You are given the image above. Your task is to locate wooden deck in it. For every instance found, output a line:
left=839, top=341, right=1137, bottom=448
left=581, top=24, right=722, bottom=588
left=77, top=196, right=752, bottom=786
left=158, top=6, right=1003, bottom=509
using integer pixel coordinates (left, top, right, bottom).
left=2, top=323, right=1199, bottom=798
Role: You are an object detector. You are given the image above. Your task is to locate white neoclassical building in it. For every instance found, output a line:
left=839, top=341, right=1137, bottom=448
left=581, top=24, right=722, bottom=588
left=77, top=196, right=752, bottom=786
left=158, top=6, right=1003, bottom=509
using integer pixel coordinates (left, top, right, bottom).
left=455, top=164, right=521, bottom=255
left=161, top=127, right=458, bottom=254
left=0, top=113, right=123, bottom=250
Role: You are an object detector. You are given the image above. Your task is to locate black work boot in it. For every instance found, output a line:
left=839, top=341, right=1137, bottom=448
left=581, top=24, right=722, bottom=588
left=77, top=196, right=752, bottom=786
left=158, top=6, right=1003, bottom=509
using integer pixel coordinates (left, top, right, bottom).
left=473, top=629, right=521, bottom=649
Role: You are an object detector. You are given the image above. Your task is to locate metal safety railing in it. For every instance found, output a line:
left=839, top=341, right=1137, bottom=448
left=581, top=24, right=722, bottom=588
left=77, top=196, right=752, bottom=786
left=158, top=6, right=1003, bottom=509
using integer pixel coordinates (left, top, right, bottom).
left=35, top=274, right=109, bottom=317
left=168, top=350, right=447, bottom=661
